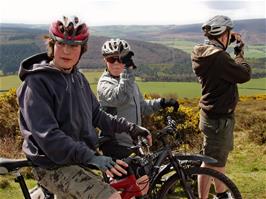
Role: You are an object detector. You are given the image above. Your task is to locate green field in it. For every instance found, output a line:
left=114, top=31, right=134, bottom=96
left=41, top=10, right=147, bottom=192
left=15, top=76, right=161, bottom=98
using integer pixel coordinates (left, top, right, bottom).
left=152, top=39, right=266, bottom=59
left=150, top=39, right=196, bottom=54
left=1, top=73, right=265, bottom=98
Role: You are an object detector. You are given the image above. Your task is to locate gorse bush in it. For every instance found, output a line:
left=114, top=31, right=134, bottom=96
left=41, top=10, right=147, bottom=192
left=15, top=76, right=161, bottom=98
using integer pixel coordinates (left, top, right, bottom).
left=0, top=89, right=20, bottom=138
left=0, top=89, right=23, bottom=158
left=142, top=94, right=202, bottom=152
left=0, top=89, right=265, bottom=158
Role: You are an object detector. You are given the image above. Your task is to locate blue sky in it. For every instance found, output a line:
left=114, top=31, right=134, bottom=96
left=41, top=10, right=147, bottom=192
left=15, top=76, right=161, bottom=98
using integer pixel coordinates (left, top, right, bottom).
left=1, top=0, right=265, bottom=26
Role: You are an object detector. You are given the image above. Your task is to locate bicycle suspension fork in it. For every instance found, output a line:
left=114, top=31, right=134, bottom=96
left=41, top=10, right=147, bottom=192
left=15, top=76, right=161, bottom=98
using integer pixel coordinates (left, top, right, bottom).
left=168, top=153, right=196, bottom=199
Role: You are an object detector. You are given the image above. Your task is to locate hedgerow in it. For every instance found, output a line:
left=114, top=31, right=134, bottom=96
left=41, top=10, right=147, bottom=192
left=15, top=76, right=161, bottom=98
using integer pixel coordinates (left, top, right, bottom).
left=0, top=89, right=265, bottom=158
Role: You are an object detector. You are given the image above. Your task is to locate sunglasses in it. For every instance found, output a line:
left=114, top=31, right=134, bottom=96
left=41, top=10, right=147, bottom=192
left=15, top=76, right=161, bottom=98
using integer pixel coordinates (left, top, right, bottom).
left=105, top=56, right=122, bottom=64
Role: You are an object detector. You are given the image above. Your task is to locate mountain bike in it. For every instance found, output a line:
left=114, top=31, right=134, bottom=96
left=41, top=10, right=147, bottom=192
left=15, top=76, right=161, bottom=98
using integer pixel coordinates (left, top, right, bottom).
left=120, top=116, right=242, bottom=199
left=0, top=116, right=242, bottom=198
left=99, top=116, right=242, bottom=199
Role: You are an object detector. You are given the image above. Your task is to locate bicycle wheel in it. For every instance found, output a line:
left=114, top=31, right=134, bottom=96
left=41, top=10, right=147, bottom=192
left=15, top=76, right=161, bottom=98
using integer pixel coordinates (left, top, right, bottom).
left=158, top=167, right=242, bottom=199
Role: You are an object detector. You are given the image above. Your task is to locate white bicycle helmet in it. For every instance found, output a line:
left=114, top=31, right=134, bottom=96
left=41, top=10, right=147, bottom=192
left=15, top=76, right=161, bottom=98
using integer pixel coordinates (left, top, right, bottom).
left=102, top=38, right=131, bottom=57
left=202, top=15, right=234, bottom=36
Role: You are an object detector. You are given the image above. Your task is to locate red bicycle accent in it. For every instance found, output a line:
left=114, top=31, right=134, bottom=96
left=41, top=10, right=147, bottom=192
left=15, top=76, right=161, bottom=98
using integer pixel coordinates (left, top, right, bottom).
left=110, top=174, right=143, bottom=199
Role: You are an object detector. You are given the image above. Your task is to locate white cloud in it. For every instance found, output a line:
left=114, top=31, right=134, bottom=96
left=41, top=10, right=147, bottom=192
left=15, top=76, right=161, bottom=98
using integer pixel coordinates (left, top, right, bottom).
left=0, top=0, right=265, bottom=25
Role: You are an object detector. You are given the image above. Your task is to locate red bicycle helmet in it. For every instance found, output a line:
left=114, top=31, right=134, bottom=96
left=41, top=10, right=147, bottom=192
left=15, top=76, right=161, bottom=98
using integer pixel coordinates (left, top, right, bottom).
left=49, top=16, right=89, bottom=45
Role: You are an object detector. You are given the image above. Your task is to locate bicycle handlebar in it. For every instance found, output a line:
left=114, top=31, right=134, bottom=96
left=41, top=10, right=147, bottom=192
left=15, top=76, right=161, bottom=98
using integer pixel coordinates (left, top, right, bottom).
left=166, top=116, right=176, bottom=128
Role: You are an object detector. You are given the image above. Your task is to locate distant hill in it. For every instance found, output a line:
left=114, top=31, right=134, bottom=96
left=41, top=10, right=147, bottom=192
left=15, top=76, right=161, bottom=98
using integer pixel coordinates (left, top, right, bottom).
left=90, top=18, right=266, bottom=44
left=0, top=26, right=191, bottom=79
left=2, top=18, right=265, bottom=44
left=0, top=18, right=265, bottom=80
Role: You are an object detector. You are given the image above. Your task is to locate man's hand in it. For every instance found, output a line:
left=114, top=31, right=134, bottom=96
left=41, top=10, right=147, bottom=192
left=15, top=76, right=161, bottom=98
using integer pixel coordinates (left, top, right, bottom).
left=230, top=32, right=244, bottom=55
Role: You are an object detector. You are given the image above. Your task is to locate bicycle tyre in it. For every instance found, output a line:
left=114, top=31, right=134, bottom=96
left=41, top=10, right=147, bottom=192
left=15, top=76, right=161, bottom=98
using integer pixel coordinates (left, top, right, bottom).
left=158, top=167, right=242, bottom=199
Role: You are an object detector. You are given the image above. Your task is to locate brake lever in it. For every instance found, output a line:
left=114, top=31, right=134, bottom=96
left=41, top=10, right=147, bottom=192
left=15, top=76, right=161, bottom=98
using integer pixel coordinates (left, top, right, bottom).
left=137, top=136, right=150, bottom=155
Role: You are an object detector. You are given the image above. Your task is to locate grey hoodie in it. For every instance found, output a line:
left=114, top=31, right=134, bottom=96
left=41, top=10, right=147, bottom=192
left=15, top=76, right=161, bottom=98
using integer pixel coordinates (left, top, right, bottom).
left=191, top=40, right=251, bottom=118
left=97, top=69, right=161, bottom=146
left=17, top=53, right=135, bottom=168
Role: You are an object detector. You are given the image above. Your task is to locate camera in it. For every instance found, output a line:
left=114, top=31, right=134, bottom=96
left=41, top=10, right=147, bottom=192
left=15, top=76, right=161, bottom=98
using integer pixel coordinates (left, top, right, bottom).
left=230, top=34, right=241, bottom=44
left=229, top=34, right=236, bottom=44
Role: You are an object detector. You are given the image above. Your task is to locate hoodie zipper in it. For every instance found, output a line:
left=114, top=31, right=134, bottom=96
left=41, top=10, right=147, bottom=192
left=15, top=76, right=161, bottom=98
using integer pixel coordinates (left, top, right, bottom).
left=71, top=74, right=75, bottom=83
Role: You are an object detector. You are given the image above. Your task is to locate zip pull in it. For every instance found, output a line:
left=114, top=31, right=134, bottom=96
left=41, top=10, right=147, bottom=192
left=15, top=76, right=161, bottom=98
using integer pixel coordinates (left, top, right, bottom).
left=71, top=74, right=75, bottom=83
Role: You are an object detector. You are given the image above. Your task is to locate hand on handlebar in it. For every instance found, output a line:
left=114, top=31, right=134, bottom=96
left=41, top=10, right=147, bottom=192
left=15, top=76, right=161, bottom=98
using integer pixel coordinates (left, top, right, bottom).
left=146, top=134, right=152, bottom=146
left=86, top=155, right=128, bottom=177
left=106, top=159, right=128, bottom=178
left=138, top=134, right=152, bottom=146
left=129, top=124, right=151, bottom=141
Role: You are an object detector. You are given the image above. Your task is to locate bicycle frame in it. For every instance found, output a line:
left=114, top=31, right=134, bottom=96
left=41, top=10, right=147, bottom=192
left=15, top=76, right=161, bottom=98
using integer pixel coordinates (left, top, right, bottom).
left=147, top=146, right=217, bottom=194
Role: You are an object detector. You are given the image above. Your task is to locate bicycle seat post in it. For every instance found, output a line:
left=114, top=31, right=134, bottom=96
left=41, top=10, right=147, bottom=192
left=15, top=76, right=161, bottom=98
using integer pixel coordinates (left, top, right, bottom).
left=14, top=171, right=31, bottom=199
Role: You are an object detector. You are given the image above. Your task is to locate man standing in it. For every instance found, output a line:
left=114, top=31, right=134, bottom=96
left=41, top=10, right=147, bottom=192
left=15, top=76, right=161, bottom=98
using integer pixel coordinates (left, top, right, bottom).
left=191, top=15, right=251, bottom=199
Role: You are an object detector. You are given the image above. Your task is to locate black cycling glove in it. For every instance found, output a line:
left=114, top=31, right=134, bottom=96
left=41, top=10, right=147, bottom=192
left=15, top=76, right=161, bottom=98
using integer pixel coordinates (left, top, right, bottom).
left=234, top=42, right=244, bottom=56
left=86, top=155, right=116, bottom=172
left=119, top=51, right=136, bottom=69
left=129, top=124, right=150, bottom=140
left=160, top=98, right=179, bottom=111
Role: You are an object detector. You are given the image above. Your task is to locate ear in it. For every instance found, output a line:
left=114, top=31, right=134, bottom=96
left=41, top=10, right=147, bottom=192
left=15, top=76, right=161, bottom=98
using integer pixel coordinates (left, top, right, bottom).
left=220, top=33, right=227, bottom=43
left=102, top=58, right=108, bottom=66
left=219, top=32, right=229, bottom=47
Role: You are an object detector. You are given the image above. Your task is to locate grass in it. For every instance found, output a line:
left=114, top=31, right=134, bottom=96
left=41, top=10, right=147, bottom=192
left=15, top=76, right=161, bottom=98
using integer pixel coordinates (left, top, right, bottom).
left=150, top=39, right=196, bottom=54
left=227, top=135, right=266, bottom=199
left=0, top=175, right=36, bottom=198
left=137, top=81, right=201, bottom=98
left=1, top=73, right=265, bottom=98
left=226, top=98, right=266, bottom=199
left=245, top=45, right=266, bottom=59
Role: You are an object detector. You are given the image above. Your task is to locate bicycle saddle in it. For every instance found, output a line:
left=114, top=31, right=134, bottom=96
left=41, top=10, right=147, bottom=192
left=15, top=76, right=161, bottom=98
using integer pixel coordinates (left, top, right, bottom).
left=0, top=158, right=32, bottom=174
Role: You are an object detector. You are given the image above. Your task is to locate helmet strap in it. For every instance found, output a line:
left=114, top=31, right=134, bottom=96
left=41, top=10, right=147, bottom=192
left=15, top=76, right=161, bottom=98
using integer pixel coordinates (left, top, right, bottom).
left=214, top=30, right=230, bottom=51
left=225, top=30, right=231, bottom=49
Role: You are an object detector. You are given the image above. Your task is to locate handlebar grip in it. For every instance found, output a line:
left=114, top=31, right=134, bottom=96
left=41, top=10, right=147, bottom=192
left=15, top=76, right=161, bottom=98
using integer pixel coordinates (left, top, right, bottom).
left=167, top=116, right=172, bottom=123
left=167, top=116, right=176, bottom=128
left=122, top=153, right=136, bottom=165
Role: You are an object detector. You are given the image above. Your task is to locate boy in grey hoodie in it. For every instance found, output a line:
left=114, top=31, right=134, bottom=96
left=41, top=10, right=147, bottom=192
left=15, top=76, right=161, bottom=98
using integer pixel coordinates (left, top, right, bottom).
left=191, top=15, right=251, bottom=199
left=17, top=16, right=150, bottom=199
left=97, top=38, right=179, bottom=159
